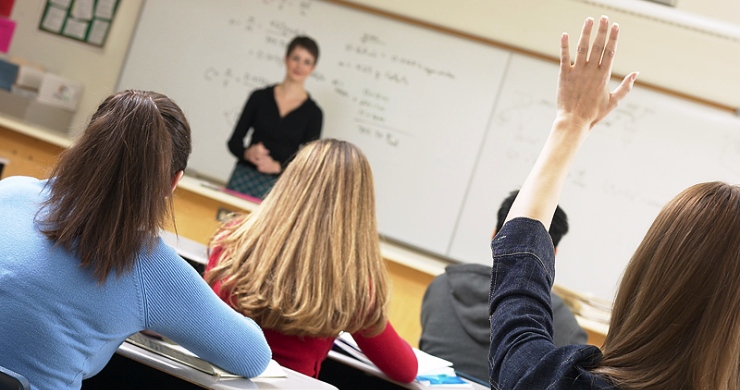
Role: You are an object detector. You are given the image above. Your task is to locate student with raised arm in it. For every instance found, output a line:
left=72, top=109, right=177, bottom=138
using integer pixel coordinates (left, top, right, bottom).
left=491, top=15, right=740, bottom=390
left=205, top=139, right=418, bottom=383
left=0, top=90, right=271, bottom=390
left=420, top=190, right=586, bottom=383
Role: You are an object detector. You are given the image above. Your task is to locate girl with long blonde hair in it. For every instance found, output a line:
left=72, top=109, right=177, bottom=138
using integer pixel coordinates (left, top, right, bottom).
left=206, top=138, right=418, bottom=382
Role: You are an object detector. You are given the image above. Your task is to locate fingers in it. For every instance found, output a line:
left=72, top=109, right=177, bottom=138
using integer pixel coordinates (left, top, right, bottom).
left=560, top=33, right=571, bottom=71
left=601, top=23, right=620, bottom=74
left=610, top=72, right=639, bottom=103
left=254, top=143, right=269, bottom=155
left=574, top=17, right=594, bottom=65
left=591, top=16, right=609, bottom=62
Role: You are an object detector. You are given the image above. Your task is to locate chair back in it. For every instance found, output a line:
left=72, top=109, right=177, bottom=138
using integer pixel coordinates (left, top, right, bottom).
left=0, top=366, right=30, bottom=390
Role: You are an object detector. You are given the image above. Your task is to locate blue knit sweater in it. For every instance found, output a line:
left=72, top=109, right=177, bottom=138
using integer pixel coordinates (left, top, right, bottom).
left=0, top=176, right=271, bottom=390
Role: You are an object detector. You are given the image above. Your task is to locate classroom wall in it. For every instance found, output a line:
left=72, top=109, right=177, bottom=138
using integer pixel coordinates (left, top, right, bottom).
left=5, top=0, right=740, bottom=138
left=5, top=0, right=143, bottom=135
left=1, top=0, right=691, bottom=346
left=341, top=0, right=740, bottom=110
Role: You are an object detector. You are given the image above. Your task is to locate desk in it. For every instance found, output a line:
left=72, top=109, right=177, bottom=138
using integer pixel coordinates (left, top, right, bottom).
left=107, top=341, right=337, bottom=390
left=323, top=351, right=488, bottom=390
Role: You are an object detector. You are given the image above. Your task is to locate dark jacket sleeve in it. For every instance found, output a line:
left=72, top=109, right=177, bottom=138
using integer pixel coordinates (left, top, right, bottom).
left=488, top=218, right=609, bottom=390
left=228, top=91, right=260, bottom=160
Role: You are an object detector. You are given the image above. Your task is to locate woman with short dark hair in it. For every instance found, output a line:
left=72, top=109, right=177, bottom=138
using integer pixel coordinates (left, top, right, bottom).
left=226, top=35, right=323, bottom=199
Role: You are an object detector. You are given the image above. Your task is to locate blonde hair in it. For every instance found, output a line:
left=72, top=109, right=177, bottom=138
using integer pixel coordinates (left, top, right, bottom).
left=595, top=182, right=740, bottom=389
left=205, top=139, right=389, bottom=337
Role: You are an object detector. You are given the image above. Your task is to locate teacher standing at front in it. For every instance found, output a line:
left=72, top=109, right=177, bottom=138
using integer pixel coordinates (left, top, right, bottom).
left=226, top=36, right=323, bottom=199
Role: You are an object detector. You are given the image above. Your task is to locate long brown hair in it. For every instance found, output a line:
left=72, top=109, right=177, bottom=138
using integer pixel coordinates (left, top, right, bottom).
left=39, top=90, right=191, bottom=283
left=205, top=139, right=389, bottom=337
left=595, top=182, right=740, bottom=389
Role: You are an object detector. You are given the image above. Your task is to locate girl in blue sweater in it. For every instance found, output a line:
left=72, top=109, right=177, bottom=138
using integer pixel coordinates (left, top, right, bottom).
left=0, top=90, right=271, bottom=389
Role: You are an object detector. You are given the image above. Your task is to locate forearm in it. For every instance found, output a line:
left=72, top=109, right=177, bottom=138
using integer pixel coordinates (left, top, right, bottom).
left=489, top=218, right=557, bottom=386
left=505, top=16, right=637, bottom=231
left=144, top=260, right=271, bottom=378
left=229, top=94, right=259, bottom=159
left=506, top=118, right=589, bottom=230
left=354, top=322, right=418, bottom=383
left=227, top=131, right=248, bottom=159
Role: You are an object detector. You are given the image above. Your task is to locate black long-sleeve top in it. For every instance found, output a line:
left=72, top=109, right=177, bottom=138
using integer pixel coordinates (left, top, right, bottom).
left=228, top=85, right=323, bottom=173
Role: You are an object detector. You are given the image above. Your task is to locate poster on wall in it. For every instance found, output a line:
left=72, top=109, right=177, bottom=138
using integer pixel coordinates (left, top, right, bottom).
left=0, top=17, right=15, bottom=53
left=0, top=0, right=16, bottom=18
left=39, top=0, right=118, bottom=47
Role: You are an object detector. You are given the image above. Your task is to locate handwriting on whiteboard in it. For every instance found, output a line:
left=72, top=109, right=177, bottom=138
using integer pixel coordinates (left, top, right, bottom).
left=203, top=2, right=469, bottom=150
left=260, top=0, right=313, bottom=16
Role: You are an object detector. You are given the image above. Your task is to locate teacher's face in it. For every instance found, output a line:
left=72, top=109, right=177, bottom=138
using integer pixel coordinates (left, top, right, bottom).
left=285, top=46, right=316, bottom=84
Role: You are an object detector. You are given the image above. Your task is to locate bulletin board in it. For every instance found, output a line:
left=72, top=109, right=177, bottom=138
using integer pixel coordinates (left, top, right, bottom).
left=38, top=0, right=118, bottom=47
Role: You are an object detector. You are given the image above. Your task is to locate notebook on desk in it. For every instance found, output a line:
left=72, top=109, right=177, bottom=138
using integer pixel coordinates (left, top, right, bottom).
left=333, top=332, right=472, bottom=389
left=125, top=332, right=285, bottom=379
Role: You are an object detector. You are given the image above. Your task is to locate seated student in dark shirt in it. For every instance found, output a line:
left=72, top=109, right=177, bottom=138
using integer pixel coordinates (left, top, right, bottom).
left=420, top=190, right=586, bottom=382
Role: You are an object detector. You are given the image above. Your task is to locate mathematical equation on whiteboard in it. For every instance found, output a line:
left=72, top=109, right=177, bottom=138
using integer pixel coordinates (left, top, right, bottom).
left=200, top=7, right=467, bottom=149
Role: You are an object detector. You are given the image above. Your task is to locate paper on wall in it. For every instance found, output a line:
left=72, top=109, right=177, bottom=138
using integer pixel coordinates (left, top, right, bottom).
left=49, top=0, right=71, bottom=8
left=16, top=65, right=44, bottom=89
left=36, top=73, right=83, bottom=111
left=87, top=19, right=109, bottom=46
left=40, top=6, right=65, bottom=33
left=71, top=0, right=94, bottom=21
left=0, top=17, right=15, bottom=53
left=94, top=0, right=117, bottom=19
left=0, top=57, right=18, bottom=90
left=62, top=18, right=88, bottom=40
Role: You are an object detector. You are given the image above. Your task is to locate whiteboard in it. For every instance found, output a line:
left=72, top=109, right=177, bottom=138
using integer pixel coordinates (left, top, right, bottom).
left=450, top=54, right=740, bottom=300
left=119, top=1, right=740, bottom=301
left=117, top=0, right=511, bottom=255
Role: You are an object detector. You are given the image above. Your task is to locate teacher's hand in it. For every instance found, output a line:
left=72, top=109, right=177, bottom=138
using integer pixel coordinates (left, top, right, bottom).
left=244, top=143, right=269, bottom=165
left=254, top=155, right=282, bottom=175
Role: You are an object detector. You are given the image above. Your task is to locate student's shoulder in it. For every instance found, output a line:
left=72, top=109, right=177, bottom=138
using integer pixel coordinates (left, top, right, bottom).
left=0, top=175, right=43, bottom=188
left=0, top=176, right=47, bottom=199
left=134, top=237, right=213, bottom=305
left=444, top=263, right=492, bottom=276
left=426, top=264, right=488, bottom=300
left=137, top=237, right=197, bottom=279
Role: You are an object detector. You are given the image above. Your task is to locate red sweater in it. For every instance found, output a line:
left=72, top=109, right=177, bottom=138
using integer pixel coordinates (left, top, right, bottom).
left=206, top=249, right=418, bottom=382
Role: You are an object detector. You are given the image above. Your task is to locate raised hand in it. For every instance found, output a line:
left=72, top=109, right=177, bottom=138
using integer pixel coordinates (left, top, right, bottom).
left=503, top=16, right=638, bottom=231
left=556, top=16, right=638, bottom=131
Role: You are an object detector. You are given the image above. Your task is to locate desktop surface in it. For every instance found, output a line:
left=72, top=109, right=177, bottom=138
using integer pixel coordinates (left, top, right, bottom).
left=83, top=340, right=337, bottom=389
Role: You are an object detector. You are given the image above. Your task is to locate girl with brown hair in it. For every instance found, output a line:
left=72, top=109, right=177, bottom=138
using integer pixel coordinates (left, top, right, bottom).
left=206, top=138, right=418, bottom=382
left=489, top=15, right=740, bottom=390
left=0, top=90, right=271, bottom=390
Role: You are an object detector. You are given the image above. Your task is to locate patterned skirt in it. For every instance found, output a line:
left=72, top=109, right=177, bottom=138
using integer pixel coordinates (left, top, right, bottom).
left=226, top=163, right=278, bottom=200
